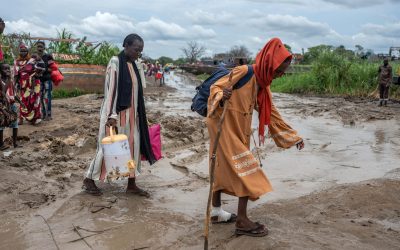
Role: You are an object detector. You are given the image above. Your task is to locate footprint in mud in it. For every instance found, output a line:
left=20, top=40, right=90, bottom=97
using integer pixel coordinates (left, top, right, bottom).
left=169, top=160, right=209, bottom=183
left=18, top=192, right=55, bottom=208
left=170, top=162, right=189, bottom=175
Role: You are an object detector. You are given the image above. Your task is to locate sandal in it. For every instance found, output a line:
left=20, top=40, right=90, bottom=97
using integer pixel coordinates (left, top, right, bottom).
left=235, top=224, right=269, bottom=237
left=211, top=213, right=237, bottom=224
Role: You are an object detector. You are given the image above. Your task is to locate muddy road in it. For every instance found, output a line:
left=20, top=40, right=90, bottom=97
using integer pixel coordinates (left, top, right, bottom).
left=1, top=71, right=399, bottom=250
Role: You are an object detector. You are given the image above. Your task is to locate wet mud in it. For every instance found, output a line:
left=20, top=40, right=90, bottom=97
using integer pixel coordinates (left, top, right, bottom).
left=0, top=71, right=399, bottom=249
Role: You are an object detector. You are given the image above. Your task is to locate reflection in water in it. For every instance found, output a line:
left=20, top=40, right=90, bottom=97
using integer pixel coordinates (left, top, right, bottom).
left=375, top=129, right=385, bottom=146
left=372, top=129, right=386, bottom=162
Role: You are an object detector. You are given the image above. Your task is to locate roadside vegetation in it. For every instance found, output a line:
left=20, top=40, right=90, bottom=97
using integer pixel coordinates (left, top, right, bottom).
left=52, top=87, right=88, bottom=99
left=272, top=47, right=400, bottom=99
left=2, top=31, right=399, bottom=99
left=1, top=29, right=120, bottom=65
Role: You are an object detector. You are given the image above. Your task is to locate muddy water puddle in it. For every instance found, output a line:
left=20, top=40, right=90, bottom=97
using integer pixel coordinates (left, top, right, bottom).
left=146, top=72, right=198, bottom=117
left=149, top=114, right=400, bottom=217
left=144, top=74, right=400, bottom=215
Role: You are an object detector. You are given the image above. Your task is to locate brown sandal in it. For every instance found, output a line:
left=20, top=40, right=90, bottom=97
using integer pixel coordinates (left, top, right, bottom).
left=235, top=224, right=269, bottom=237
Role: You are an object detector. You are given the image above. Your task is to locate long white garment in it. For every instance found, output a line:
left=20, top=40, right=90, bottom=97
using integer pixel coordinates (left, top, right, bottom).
left=86, top=57, right=146, bottom=180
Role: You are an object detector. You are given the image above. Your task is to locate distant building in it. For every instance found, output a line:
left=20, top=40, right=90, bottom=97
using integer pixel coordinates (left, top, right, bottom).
left=377, top=53, right=391, bottom=59
left=200, top=54, right=249, bottom=67
left=389, top=47, right=400, bottom=60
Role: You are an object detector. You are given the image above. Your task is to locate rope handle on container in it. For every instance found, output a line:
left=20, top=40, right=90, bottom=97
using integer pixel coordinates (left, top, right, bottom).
left=109, top=126, right=116, bottom=141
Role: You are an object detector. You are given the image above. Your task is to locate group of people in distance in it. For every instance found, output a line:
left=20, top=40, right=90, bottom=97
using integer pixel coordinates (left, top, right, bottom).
left=0, top=18, right=55, bottom=151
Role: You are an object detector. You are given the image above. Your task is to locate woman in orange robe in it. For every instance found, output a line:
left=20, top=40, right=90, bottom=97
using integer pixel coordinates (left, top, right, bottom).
left=207, top=38, right=304, bottom=236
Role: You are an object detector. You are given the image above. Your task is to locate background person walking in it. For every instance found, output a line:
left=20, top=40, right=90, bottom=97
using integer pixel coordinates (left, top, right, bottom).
left=36, top=41, right=55, bottom=120
left=83, top=34, right=157, bottom=196
left=378, top=58, right=392, bottom=107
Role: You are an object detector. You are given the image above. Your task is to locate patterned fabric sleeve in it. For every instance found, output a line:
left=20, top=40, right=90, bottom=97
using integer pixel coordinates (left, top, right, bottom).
left=268, top=92, right=302, bottom=149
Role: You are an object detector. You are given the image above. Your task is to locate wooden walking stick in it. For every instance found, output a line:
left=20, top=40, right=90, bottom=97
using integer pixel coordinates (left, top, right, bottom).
left=204, top=102, right=229, bottom=250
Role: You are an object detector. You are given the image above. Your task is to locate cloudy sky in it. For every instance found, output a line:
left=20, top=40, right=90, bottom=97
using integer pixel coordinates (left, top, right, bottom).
left=2, top=0, right=400, bottom=59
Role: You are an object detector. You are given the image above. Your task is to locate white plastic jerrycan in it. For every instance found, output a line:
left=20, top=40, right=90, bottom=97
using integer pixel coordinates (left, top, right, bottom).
left=101, top=127, right=136, bottom=181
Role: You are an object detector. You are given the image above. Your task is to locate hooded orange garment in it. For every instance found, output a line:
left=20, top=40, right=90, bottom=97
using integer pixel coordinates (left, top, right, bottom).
left=207, top=38, right=302, bottom=200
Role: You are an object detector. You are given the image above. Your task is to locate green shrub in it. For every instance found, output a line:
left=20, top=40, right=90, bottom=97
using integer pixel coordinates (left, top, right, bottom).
left=53, top=88, right=86, bottom=99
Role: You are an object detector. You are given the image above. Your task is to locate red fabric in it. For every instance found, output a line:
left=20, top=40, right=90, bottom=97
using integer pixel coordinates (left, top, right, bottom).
left=15, top=61, right=42, bottom=122
left=49, top=63, right=64, bottom=86
left=253, top=38, right=292, bottom=143
left=155, top=72, right=162, bottom=79
left=141, top=124, right=162, bottom=161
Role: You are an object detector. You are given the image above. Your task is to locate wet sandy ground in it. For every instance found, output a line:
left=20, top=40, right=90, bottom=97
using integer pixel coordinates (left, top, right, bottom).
left=0, top=72, right=399, bottom=250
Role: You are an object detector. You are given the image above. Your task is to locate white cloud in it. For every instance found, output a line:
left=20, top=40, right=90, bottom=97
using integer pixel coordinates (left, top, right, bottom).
left=5, top=12, right=216, bottom=43
left=185, top=10, right=234, bottom=25
left=250, top=36, right=263, bottom=44
left=5, top=19, right=56, bottom=37
left=361, top=22, right=400, bottom=38
left=238, top=0, right=396, bottom=8
left=321, top=0, right=395, bottom=8
left=137, top=18, right=216, bottom=40
left=62, top=12, right=136, bottom=39
left=191, top=25, right=217, bottom=38
left=3, top=0, right=400, bottom=58
left=137, top=17, right=187, bottom=40
left=248, top=14, right=336, bottom=37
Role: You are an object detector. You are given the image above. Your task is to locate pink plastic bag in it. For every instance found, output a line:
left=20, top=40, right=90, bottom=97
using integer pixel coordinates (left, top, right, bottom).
left=142, top=124, right=162, bottom=161
left=0, top=45, right=4, bottom=61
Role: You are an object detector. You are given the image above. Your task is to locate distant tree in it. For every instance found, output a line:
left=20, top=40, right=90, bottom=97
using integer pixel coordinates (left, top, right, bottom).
left=354, top=44, right=365, bottom=58
left=334, top=45, right=355, bottom=59
left=174, top=57, right=187, bottom=65
left=228, top=45, right=252, bottom=59
left=334, top=45, right=346, bottom=55
left=158, top=56, right=174, bottom=66
left=355, top=44, right=364, bottom=52
left=303, top=44, right=333, bottom=63
left=181, top=41, right=206, bottom=63
left=201, top=56, right=213, bottom=61
left=48, top=28, right=74, bottom=54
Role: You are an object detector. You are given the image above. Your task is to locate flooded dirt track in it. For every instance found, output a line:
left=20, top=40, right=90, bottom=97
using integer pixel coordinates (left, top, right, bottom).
left=1, top=71, right=400, bottom=249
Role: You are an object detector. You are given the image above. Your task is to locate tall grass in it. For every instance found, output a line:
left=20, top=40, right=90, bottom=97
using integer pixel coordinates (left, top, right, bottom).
left=52, top=88, right=86, bottom=99
left=196, top=73, right=210, bottom=81
left=272, top=51, right=400, bottom=99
